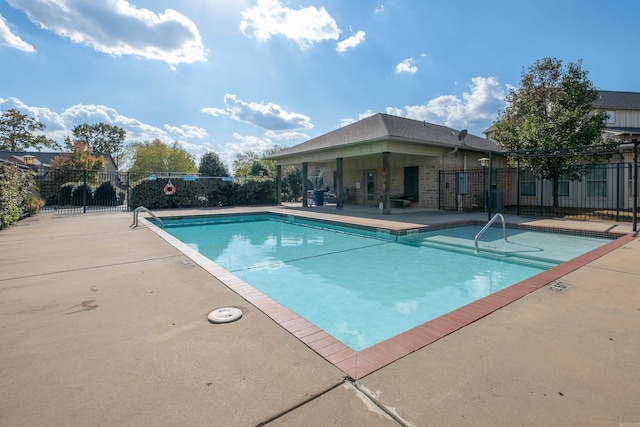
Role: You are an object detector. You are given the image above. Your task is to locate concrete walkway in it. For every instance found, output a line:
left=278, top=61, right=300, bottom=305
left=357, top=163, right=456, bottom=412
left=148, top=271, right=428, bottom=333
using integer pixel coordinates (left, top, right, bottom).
left=1, top=207, right=639, bottom=426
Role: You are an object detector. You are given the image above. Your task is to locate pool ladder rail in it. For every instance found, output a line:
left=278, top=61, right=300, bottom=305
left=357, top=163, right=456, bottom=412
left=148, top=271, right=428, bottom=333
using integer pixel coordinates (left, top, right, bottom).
left=475, top=213, right=508, bottom=254
left=131, top=206, right=163, bottom=229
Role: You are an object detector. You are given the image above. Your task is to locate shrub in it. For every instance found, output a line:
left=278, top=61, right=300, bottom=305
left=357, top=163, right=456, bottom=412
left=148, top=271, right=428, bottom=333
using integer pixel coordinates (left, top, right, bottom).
left=128, top=176, right=276, bottom=209
left=207, top=180, right=234, bottom=206
left=94, top=181, right=118, bottom=206
left=0, top=163, right=36, bottom=228
left=24, top=189, right=45, bottom=214
left=71, top=183, right=93, bottom=206
left=58, top=183, right=75, bottom=206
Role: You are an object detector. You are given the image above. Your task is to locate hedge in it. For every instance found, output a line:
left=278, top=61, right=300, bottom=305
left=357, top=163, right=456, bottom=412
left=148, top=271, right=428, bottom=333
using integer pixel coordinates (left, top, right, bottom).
left=128, top=177, right=276, bottom=209
left=0, top=163, right=36, bottom=229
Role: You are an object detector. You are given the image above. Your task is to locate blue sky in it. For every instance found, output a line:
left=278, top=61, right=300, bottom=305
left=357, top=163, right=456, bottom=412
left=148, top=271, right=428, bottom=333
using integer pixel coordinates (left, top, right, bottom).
left=1, top=0, right=639, bottom=170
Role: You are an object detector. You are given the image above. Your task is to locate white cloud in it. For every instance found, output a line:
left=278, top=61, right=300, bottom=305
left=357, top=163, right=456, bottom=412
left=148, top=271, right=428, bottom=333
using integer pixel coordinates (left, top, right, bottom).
left=385, top=106, right=403, bottom=116
left=0, top=97, right=211, bottom=153
left=264, top=130, right=310, bottom=140
left=6, top=0, right=206, bottom=65
left=206, top=94, right=313, bottom=131
left=0, top=13, right=35, bottom=52
left=374, top=5, right=385, bottom=14
left=403, top=76, right=506, bottom=132
left=239, top=0, right=340, bottom=50
left=403, top=76, right=506, bottom=129
left=0, top=97, right=66, bottom=133
left=339, top=110, right=375, bottom=127
left=201, top=107, right=227, bottom=117
left=164, top=124, right=209, bottom=139
left=339, top=77, right=507, bottom=135
left=396, top=58, right=417, bottom=74
left=336, top=30, right=365, bottom=53
left=218, top=132, right=275, bottom=169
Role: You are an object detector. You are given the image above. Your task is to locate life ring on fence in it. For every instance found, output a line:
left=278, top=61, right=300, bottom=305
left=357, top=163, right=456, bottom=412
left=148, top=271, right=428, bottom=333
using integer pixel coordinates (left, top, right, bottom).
left=164, top=182, right=176, bottom=196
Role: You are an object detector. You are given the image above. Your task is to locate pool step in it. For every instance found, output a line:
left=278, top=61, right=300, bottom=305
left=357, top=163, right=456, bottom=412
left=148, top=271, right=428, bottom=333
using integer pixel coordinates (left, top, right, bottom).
left=399, top=236, right=559, bottom=270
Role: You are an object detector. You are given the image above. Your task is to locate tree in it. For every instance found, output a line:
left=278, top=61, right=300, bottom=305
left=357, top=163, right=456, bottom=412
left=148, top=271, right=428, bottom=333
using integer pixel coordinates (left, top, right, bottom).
left=282, top=166, right=302, bottom=201
left=232, top=151, right=260, bottom=176
left=233, top=148, right=278, bottom=177
left=129, top=139, right=197, bottom=173
left=72, top=123, right=126, bottom=166
left=0, top=108, right=59, bottom=151
left=198, top=151, right=229, bottom=177
left=491, top=57, right=611, bottom=209
left=249, top=159, right=271, bottom=177
left=50, top=137, right=106, bottom=171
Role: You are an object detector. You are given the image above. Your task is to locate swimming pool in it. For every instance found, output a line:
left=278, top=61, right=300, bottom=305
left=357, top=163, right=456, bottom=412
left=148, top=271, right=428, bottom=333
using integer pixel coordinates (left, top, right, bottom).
left=158, top=214, right=615, bottom=351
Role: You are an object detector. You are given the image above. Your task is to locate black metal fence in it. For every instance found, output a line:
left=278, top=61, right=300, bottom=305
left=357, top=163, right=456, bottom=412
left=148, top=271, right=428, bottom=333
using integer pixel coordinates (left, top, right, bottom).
left=34, top=168, right=276, bottom=214
left=36, top=167, right=127, bottom=214
left=439, top=162, right=639, bottom=222
left=29, top=161, right=640, bottom=224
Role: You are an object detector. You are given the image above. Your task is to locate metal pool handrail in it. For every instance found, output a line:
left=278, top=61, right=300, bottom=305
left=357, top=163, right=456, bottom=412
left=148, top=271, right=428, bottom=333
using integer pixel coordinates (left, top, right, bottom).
left=475, top=213, right=507, bottom=253
left=131, top=206, right=163, bottom=229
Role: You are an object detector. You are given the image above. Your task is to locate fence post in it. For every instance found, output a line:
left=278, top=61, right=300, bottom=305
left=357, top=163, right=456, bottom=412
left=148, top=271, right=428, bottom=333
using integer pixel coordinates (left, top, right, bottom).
left=83, top=169, right=87, bottom=214
left=538, top=177, right=543, bottom=217
left=487, top=153, right=493, bottom=221
left=126, top=172, right=130, bottom=211
left=516, top=158, right=521, bottom=216
left=437, top=171, right=441, bottom=210
left=633, top=141, right=638, bottom=232
left=616, top=162, right=621, bottom=222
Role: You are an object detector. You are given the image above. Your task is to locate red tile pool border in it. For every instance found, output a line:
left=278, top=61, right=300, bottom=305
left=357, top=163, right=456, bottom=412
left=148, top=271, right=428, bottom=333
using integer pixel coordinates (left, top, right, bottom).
left=143, top=215, right=636, bottom=380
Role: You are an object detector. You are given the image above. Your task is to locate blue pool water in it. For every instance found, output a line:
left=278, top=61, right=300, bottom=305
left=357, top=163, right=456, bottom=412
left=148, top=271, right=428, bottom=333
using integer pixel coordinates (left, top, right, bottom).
left=160, top=215, right=614, bottom=350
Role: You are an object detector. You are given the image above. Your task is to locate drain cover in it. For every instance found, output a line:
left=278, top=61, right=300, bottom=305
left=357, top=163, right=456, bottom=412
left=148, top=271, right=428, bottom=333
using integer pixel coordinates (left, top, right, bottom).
left=548, top=281, right=571, bottom=292
left=208, top=307, right=242, bottom=323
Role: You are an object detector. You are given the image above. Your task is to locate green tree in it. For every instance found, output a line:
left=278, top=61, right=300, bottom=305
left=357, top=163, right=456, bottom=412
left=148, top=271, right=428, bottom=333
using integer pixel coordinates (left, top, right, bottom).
left=129, top=139, right=197, bottom=173
left=282, top=166, right=302, bottom=201
left=233, top=148, right=278, bottom=177
left=249, top=159, right=271, bottom=177
left=0, top=108, right=59, bottom=151
left=492, top=57, right=610, bottom=209
left=198, top=151, right=229, bottom=176
left=72, top=123, right=126, bottom=167
left=232, top=151, right=259, bottom=176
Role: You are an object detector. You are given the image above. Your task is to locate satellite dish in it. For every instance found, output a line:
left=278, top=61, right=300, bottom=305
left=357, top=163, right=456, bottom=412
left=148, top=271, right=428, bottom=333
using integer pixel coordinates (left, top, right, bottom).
left=457, top=129, right=468, bottom=141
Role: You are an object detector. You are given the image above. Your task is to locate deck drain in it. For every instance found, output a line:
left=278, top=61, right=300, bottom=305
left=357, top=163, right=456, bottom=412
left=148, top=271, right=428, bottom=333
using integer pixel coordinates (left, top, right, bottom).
left=208, top=307, right=242, bottom=324
left=548, top=281, right=571, bottom=292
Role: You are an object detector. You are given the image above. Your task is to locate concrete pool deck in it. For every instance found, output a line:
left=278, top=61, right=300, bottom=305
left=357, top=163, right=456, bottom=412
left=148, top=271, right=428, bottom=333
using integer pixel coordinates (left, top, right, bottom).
left=1, top=206, right=639, bottom=426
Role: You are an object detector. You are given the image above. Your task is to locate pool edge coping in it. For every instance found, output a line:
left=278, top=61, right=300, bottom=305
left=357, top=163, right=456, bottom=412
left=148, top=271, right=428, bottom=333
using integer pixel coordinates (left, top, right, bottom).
left=139, top=211, right=636, bottom=380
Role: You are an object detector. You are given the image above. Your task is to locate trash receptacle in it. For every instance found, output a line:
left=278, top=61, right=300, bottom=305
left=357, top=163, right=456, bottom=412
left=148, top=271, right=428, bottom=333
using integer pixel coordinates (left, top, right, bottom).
left=315, top=190, right=324, bottom=206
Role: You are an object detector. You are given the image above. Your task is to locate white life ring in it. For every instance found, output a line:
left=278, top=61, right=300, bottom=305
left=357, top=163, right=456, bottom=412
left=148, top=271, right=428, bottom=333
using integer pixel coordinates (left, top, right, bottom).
left=164, top=183, right=176, bottom=195
left=208, top=307, right=242, bottom=324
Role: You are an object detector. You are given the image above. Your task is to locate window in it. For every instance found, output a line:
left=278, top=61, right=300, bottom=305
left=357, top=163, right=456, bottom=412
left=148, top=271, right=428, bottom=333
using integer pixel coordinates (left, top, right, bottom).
left=605, top=111, right=616, bottom=124
left=558, top=174, right=569, bottom=197
left=520, top=169, right=536, bottom=196
left=587, top=165, right=607, bottom=198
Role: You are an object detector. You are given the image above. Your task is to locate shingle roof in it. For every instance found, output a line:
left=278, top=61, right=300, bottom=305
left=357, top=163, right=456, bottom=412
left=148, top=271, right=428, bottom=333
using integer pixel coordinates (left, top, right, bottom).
left=0, top=151, right=61, bottom=166
left=594, top=91, right=640, bottom=110
left=0, top=151, right=118, bottom=170
left=270, top=113, right=498, bottom=159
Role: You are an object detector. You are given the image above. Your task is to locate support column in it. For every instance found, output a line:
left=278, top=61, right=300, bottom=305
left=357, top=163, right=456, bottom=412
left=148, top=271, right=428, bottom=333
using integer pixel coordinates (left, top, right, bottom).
left=302, top=162, right=309, bottom=207
left=276, top=164, right=282, bottom=205
left=336, top=158, right=344, bottom=210
left=382, top=152, right=391, bottom=214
